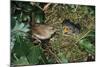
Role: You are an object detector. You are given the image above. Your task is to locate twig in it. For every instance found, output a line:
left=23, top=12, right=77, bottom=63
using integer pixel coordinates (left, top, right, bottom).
left=43, top=3, right=51, bottom=11
left=30, top=2, right=43, bottom=10
left=75, top=30, right=91, bottom=44
left=48, top=49, right=62, bottom=63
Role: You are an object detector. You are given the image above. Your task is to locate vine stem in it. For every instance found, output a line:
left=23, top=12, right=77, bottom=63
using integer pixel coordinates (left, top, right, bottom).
left=48, top=49, right=62, bottom=63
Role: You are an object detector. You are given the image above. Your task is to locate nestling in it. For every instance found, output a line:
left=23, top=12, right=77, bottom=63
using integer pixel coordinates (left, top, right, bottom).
left=62, top=19, right=80, bottom=35
left=32, top=24, right=56, bottom=40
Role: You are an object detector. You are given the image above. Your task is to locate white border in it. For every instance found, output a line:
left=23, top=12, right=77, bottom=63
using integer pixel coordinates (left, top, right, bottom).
left=0, top=0, right=99, bottom=67
left=13, top=0, right=95, bottom=5
left=0, top=0, right=10, bottom=67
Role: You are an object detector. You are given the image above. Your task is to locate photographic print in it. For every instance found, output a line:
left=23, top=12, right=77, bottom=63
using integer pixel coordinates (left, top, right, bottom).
left=11, top=0, right=95, bottom=66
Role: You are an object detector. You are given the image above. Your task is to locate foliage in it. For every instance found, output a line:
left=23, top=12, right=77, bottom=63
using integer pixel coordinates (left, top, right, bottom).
left=11, top=18, right=48, bottom=65
left=79, top=30, right=95, bottom=55
left=11, top=36, right=48, bottom=65
left=11, top=1, right=47, bottom=65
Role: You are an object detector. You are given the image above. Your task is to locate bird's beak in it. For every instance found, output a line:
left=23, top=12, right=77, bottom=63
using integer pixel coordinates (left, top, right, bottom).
left=63, top=26, right=69, bottom=33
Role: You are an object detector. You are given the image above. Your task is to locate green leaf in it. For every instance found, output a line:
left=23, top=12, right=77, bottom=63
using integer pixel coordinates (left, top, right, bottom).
left=12, top=22, right=30, bottom=37
left=86, top=31, right=95, bottom=37
left=11, top=36, right=30, bottom=65
left=11, top=18, right=30, bottom=50
left=12, top=36, right=30, bottom=57
left=79, top=39, right=95, bottom=54
left=11, top=36, right=47, bottom=65
left=27, top=46, right=42, bottom=64
left=14, top=56, right=29, bottom=65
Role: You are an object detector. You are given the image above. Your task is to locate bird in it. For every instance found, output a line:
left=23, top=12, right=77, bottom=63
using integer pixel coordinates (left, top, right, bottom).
left=31, top=24, right=56, bottom=41
left=62, top=19, right=80, bottom=35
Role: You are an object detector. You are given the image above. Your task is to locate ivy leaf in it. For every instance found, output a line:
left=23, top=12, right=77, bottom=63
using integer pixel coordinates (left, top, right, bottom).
left=13, top=56, right=29, bottom=65
left=27, top=46, right=43, bottom=64
left=11, top=36, right=47, bottom=65
left=11, top=36, right=31, bottom=65
left=12, top=22, right=30, bottom=36
left=11, top=18, right=30, bottom=50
